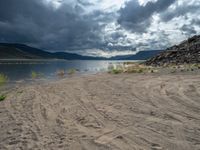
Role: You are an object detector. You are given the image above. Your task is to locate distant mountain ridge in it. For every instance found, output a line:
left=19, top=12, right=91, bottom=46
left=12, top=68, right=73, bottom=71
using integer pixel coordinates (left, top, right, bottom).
left=110, top=50, right=163, bottom=60
left=0, top=43, right=104, bottom=60
left=0, top=43, right=54, bottom=59
left=145, top=35, right=200, bottom=65
left=0, top=43, right=163, bottom=60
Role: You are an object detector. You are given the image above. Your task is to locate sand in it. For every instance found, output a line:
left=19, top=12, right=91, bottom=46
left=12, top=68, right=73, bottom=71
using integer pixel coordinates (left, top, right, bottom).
left=0, top=73, right=200, bottom=150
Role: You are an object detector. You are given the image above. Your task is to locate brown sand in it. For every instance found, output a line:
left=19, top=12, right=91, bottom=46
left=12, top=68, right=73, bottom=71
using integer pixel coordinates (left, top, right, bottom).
left=0, top=73, right=200, bottom=150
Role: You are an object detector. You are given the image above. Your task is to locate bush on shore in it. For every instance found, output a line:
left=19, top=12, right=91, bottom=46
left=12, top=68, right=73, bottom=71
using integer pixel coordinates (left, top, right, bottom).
left=108, top=62, right=156, bottom=74
left=31, top=71, right=44, bottom=79
left=67, top=69, right=77, bottom=75
left=0, top=95, right=6, bottom=101
left=0, top=73, right=8, bottom=86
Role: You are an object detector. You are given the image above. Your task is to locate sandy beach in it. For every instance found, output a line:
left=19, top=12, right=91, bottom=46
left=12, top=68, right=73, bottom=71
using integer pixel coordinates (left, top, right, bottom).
left=0, top=73, right=200, bottom=150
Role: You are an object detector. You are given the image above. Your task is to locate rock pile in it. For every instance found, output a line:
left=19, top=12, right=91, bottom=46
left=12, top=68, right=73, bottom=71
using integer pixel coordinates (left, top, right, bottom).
left=145, top=35, right=200, bottom=66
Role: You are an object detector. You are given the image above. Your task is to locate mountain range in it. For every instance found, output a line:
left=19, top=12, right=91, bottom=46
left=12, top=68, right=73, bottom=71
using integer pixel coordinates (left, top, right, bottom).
left=0, top=43, right=163, bottom=60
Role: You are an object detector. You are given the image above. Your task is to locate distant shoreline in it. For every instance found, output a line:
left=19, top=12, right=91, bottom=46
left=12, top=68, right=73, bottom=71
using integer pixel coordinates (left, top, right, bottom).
left=0, top=59, right=141, bottom=65
left=0, top=59, right=68, bottom=61
left=0, top=59, right=141, bottom=61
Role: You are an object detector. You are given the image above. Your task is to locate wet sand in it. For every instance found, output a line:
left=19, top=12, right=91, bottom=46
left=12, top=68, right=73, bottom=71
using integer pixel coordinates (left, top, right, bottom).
left=0, top=73, right=200, bottom=150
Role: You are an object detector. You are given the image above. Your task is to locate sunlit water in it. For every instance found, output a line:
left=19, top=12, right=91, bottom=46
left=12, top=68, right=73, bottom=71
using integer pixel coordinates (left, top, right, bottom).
left=0, top=60, right=139, bottom=82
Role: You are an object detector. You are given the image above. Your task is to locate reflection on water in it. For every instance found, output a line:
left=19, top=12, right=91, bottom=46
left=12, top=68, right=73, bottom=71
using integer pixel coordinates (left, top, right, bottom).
left=0, top=60, right=138, bottom=82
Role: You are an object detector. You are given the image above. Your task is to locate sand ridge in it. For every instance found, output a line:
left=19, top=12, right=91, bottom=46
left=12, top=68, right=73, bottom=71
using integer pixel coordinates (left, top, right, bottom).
left=0, top=73, right=200, bottom=150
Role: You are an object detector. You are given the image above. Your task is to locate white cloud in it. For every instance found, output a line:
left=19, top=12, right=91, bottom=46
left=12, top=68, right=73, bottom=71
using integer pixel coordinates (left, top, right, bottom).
left=43, top=0, right=63, bottom=9
left=138, top=0, right=158, bottom=6
left=65, top=49, right=138, bottom=58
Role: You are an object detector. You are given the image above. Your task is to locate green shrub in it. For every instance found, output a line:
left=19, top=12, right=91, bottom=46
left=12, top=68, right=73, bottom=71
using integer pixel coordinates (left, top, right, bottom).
left=0, top=95, right=6, bottom=101
left=68, top=69, right=76, bottom=75
left=31, top=71, right=37, bottom=79
left=31, top=71, right=44, bottom=79
left=150, top=69, right=154, bottom=73
left=138, top=68, right=145, bottom=73
left=126, top=66, right=151, bottom=73
left=112, top=69, right=123, bottom=74
left=0, top=74, right=8, bottom=86
left=127, top=68, right=145, bottom=73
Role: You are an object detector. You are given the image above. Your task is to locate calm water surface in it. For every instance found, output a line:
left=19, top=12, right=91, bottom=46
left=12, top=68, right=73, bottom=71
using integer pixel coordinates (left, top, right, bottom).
left=0, top=60, right=138, bottom=82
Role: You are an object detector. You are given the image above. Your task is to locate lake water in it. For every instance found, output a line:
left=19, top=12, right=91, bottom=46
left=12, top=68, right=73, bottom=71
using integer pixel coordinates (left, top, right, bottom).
left=0, top=60, right=138, bottom=82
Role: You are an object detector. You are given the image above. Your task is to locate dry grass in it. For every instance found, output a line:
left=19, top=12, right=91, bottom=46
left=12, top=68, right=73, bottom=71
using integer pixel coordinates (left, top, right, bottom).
left=56, top=70, right=65, bottom=77
left=108, top=62, right=157, bottom=74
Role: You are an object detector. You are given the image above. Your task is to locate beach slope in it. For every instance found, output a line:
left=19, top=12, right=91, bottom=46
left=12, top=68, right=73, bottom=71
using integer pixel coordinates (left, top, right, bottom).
left=0, top=73, right=200, bottom=150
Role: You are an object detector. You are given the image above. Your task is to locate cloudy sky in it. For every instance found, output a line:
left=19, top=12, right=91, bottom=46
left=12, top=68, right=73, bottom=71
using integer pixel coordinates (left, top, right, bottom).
left=0, top=0, right=200, bottom=57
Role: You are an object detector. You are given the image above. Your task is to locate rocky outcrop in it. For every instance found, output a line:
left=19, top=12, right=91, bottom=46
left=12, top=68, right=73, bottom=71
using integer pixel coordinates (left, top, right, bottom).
left=145, top=35, right=200, bottom=66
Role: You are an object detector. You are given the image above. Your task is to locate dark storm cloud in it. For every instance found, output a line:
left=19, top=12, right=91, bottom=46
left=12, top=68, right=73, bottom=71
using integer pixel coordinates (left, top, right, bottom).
left=0, top=0, right=115, bottom=51
left=77, top=0, right=93, bottom=6
left=0, top=0, right=199, bottom=54
left=192, top=19, right=200, bottom=26
left=110, top=32, right=127, bottom=41
left=180, top=24, right=197, bottom=35
left=160, top=4, right=200, bottom=22
left=117, top=0, right=176, bottom=33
